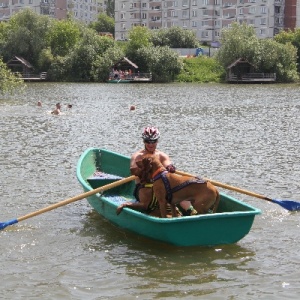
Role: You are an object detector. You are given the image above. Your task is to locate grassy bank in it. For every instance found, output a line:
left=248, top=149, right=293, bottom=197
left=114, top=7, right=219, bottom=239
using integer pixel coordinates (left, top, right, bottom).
left=175, top=56, right=225, bottom=83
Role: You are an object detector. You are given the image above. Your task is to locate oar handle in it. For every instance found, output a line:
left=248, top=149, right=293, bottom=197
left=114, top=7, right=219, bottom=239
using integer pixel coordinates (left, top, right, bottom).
left=17, top=175, right=136, bottom=222
left=175, top=170, right=270, bottom=201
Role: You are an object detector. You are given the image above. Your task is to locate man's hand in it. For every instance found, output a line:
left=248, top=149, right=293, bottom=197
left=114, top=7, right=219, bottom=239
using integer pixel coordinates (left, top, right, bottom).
left=166, top=164, right=176, bottom=173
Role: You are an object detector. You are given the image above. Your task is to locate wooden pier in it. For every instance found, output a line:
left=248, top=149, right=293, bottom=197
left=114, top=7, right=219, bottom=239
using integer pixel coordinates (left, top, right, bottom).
left=227, top=73, right=276, bottom=83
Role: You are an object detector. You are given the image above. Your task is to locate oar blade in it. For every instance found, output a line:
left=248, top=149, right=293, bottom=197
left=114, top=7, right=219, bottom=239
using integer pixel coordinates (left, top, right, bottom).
left=0, top=219, right=18, bottom=231
left=271, top=199, right=300, bottom=211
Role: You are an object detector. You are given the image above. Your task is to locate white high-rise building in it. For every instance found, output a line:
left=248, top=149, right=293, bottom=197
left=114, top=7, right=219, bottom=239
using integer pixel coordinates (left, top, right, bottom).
left=1, top=0, right=299, bottom=43
left=114, top=0, right=289, bottom=42
left=0, top=0, right=41, bottom=21
left=67, top=0, right=106, bottom=24
left=0, top=0, right=106, bottom=23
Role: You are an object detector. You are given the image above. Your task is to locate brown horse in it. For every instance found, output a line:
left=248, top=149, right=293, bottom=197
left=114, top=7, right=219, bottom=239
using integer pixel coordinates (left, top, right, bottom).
left=136, top=155, right=220, bottom=218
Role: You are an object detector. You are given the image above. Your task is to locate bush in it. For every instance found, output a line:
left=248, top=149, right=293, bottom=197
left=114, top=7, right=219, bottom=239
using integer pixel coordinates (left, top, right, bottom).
left=175, top=56, right=225, bottom=83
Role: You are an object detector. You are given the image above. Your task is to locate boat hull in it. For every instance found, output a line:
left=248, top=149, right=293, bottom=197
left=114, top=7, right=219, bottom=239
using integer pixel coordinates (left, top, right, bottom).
left=77, top=148, right=261, bottom=247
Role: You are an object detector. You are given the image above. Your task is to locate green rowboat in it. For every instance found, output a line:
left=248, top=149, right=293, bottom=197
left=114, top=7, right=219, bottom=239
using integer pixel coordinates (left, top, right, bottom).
left=76, top=148, right=261, bottom=247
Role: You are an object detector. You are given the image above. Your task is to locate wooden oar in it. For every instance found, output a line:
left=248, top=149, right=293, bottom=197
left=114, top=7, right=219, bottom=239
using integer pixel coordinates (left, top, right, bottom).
left=0, top=175, right=136, bottom=231
left=176, top=170, right=300, bottom=211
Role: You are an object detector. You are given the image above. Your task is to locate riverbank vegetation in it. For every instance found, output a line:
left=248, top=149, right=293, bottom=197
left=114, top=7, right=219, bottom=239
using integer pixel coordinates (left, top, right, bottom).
left=215, top=23, right=299, bottom=83
left=0, top=59, right=24, bottom=95
left=176, top=56, right=225, bottom=83
left=0, top=9, right=299, bottom=91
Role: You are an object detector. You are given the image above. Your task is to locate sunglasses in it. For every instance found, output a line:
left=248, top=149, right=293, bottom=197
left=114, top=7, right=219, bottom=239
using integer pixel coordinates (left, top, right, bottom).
left=144, top=140, right=158, bottom=144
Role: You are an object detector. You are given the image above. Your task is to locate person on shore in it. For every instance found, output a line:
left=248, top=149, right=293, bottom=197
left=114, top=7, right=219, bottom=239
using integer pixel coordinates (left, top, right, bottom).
left=51, top=103, right=61, bottom=115
left=116, top=126, right=197, bottom=216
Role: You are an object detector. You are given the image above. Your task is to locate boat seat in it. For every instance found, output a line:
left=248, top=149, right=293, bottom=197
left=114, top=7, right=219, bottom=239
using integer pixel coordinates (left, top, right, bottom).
left=87, top=171, right=123, bottom=189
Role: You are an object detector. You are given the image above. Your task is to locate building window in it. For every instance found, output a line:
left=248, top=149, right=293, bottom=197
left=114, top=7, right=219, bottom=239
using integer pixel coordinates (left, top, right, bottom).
left=249, top=7, right=256, bottom=14
left=261, top=6, right=266, bottom=14
left=192, top=21, right=197, bottom=27
left=201, top=31, right=209, bottom=38
left=171, top=10, right=178, bottom=17
left=259, top=29, right=265, bottom=36
left=192, top=10, right=197, bottom=17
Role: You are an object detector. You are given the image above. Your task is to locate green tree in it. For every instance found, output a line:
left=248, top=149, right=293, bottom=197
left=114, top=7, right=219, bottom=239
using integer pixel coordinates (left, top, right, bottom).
left=216, top=22, right=298, bottom=82
left=259, top=39, right=298, bottom=82
left=215, top=22, right=260, bottom=68
left=126, top=26, right=152, bottom=58
left=90, top=13, right=115, bottom=35
left=92, top=46, right=124, bottom=82
left=136, top=46, right=183, bottom=82
left=64, top=29, right=115, bottom=81
left=106, top=0, right=115, bottom=18
left=152, top=27, right=200, bottom=48
left=0, top=57, right=25, bottom=95
left=275, top=28, right=300, bottom=72
left=0, top=9, right=52, bottom=69
left=47, top=19, right=81, bottom=57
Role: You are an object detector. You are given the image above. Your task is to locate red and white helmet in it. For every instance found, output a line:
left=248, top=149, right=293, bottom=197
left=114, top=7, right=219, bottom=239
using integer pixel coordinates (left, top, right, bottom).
left=142, top=126, right=160, bottom=141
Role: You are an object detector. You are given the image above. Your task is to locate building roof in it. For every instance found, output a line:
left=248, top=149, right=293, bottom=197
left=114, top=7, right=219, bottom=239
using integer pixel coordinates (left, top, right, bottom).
left=6, top=56, right=34, bottom=69
left=113, top=57, right=138, bottom=70
left=227, top=58, right=254, bottom=69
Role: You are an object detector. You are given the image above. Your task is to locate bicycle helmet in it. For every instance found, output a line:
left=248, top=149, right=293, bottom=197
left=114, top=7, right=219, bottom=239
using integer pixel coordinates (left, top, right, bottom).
left=142, top=126, right=160, bottom=141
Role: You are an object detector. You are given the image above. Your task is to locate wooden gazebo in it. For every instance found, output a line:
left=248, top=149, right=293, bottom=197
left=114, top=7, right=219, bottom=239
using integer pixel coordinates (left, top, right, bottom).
left=112, top=57, right=138, bottom=73
left=6, top=56, right=47, bottom=81
left=227, top=58, right=276, bottom=83
left=6, top=56, right=34, bottom=78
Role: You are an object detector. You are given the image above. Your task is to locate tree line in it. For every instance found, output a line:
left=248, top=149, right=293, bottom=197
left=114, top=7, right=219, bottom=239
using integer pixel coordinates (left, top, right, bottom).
left=0, top=9, right=299, bottom=94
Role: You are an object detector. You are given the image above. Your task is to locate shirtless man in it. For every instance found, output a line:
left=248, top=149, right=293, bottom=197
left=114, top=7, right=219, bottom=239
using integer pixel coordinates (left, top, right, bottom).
left=51, top=103, right=61, bottom=115
left=116, top=126, right=196, bottom=216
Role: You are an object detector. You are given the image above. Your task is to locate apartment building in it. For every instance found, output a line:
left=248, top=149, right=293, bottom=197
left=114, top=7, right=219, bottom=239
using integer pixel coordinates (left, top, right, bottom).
left=0, top=0, right=105, bottom=23
left=67, top=0, right=107, bottom=24
left=0, top=0, right=41, bottom=21
left=40, top=0, right=67, bottom=20
left=114, top=0, right=295, bottom=42
left=285, top=0, right=300, bottom=28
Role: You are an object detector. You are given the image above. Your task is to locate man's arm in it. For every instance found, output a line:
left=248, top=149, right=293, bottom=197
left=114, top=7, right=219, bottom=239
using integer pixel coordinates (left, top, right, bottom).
left=159, top=151, right=172, bottom=167
left=130, top=152, right=141, bottom=175
left=159, top=152, right=176, bottom=173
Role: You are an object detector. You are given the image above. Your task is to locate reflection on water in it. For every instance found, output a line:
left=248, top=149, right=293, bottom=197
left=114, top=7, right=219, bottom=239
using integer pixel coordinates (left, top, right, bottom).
left=1, top=82, right=299, bottom=299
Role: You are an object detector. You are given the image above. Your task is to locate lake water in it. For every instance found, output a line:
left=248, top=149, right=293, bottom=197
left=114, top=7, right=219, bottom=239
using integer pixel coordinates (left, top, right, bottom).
left=0, top=82, right=299, bottom=299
